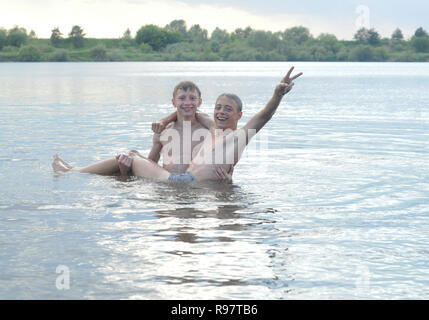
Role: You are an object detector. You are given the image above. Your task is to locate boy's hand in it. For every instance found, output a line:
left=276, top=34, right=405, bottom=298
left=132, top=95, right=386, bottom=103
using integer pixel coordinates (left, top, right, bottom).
left=274, top=66, right=303, bottom=97
left=116, top=154, right=133, bottom=176
left=214, top=165, right=234, bottom=182
left=128, top=150, right=144, bottom=158
left=152, top=121, right=167, bottom=134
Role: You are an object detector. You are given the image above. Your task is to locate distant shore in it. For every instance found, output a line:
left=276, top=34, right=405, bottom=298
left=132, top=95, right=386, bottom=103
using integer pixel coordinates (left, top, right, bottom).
left=1, top=23, right=429, bottom=62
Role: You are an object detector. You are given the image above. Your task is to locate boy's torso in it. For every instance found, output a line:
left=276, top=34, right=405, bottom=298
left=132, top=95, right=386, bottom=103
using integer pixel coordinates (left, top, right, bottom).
left=160, top=121, right=208, bottom=173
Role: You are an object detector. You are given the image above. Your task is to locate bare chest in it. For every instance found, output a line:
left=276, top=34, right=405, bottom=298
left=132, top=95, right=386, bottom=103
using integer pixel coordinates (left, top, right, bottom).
left=160, top=122, right=208, bottom=167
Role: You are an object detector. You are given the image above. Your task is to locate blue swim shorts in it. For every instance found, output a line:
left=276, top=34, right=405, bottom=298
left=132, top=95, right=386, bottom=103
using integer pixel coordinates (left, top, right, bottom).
left=168, top=171, right=196, bottom=182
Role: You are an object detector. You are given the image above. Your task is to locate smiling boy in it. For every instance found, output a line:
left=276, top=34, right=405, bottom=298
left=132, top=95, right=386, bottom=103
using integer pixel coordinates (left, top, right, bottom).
left=52, top=67, right=302, bottom=181
left=147, top=81, right=209, bottom=173
left=127, top=67, right=303, bottom=182
left=52, top=80, right=212, bottom=176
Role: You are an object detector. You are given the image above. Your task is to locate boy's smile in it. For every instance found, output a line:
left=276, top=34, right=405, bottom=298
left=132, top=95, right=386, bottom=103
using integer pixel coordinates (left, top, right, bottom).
left=214, top=96, right=242, bottom=130
left=172, top=88, right=202, bottom=118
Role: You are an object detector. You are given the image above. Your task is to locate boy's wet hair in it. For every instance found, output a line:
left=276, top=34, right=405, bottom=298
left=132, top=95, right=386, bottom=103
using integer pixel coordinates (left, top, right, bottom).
left=217, top=93, right=243, bottom=113
left=173, top=81, right=201, bottom=99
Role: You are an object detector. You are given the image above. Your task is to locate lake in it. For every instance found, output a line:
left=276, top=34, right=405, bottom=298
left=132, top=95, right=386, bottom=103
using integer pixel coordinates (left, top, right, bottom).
left=0, top=61, right=428, bottom=299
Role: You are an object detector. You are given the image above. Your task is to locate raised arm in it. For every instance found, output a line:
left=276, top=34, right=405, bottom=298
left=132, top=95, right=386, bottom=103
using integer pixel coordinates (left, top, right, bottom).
left=242, top=66, right=302, bottom=137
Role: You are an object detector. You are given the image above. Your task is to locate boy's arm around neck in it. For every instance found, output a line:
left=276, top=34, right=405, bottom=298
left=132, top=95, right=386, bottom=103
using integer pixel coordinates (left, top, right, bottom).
left=152, top=111, right=177, bottom=134
left=196, top=111, right=215, bottom=131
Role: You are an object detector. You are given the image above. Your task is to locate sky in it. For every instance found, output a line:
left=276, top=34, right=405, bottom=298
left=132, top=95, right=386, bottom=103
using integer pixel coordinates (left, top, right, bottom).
left=1, top=0, right=428, bottom=40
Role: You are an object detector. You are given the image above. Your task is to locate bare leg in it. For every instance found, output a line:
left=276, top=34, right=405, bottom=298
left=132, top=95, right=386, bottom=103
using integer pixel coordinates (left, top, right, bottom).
left=131, top=156, right=170, bottom=181
left=52, top=154, right=120, bottom=175
left=52, top=154, right=171, bottom=180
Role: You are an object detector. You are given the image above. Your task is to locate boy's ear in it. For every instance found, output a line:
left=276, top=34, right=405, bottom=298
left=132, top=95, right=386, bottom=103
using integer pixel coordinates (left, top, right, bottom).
left=171, top=98, right=176, bottom=108
left=237, top=112, right=242, bottom=120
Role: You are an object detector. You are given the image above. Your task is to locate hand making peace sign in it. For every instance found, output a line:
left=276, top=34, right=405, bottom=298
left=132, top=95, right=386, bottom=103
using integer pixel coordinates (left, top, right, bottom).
left=275, top=66, right=303, bottom=97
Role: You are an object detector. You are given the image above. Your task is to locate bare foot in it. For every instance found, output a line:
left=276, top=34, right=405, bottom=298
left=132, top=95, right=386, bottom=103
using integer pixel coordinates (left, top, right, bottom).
left=52, top=154, right=73, bottom=172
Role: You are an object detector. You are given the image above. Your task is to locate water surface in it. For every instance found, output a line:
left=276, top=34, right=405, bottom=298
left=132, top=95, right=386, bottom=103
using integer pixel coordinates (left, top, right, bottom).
left=0, top=62, right=428, bottom=299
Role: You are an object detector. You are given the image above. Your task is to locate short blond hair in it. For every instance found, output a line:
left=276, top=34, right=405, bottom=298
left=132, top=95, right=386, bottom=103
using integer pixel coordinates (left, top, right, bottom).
left=173, top=81, right=201, bottom=99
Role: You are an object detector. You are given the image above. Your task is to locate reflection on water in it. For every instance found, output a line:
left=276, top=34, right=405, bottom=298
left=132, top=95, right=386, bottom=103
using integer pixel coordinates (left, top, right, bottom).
left=84, top=177, right=288, bottom=299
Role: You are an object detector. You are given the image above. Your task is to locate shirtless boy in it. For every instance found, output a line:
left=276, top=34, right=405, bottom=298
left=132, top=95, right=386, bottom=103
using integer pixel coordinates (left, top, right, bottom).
left=53, top=67, right=303, bottom=182
left=52, top=80, right=212, bottom=176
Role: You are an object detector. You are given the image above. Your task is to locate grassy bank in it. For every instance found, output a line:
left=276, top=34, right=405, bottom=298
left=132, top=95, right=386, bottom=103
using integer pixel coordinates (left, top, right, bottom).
left=1, top=23, right=429, bottom=62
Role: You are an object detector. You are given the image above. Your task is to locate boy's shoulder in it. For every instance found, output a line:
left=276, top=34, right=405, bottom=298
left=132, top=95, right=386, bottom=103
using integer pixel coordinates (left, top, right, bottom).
left=162, top=119, right=209, bottom=137
left=165, top=122, right=176, bottom=130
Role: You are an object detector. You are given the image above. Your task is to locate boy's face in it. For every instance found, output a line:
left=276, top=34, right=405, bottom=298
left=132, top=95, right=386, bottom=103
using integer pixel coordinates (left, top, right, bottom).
left=172, top=89, right=202, bottom=117
left=213, top=96, right=242, bottom=130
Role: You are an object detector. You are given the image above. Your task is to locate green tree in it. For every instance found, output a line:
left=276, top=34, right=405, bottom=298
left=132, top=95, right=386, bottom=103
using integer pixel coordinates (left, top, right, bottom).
left=349, top=45, right=374, bottom=61
left=120, top=28, right=135, bottom=48
left=311, top=45, right=333, bottom=61
left=373, top=47, right=388, bottom=61
left=247, top=30, right=280, bottom=51
left=210, top=27, right=229, bottom=43
left=50, top=49, right=69, bottom=61
left=188, top=24, right=208, bottom=43
left=220, top=42, right=258, bottom=61
left=411, top=36, right=429, bottom=53
left=283, top=26, right=311, bottom=44
left=29, top=30, right=37, bottom=39
left=354, top=27, right=380, bottom=45
left=354, top=27, right=369, bottom=43
left=210, top=41, right=221, bottom=53
left=7, top=26, right=28, bottom=47
left=336, top=47, right=350, bottom=61
left=140, top=42, right=153, bottom=53
left=91, top=45, right=107, bottom=61
left=317, top=33, right=340, bottom=53
left=232, top=27, right=253, bottom=40
left=68, top=25, right=85, bottom=48
left=310, top=34, right=340, bottom=61
left=122, top=28, right=132, bottom=39
left=165, top=20, right=187, bottom=38
left=391, top=28, right=404, bottom=41
left=18, top=45, right=41, bottom=61
left=165, top=30, right=181, bottom=45
left=278, top=41, right=296, bottom=60
left=136, top=25, right=169, bottom=50
left=50, top=27, right=63, bottom=47
left=414, top=27, right=428, bottom=37
left=367, top=29, right=381, bottom=45
left=0, top=28, right=7, bottom=50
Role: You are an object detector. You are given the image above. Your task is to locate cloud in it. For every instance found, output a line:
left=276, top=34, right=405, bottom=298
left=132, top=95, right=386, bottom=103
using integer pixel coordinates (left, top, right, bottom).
left=0, top=0, right=348, bottom=38
left=0, top=0, right=286, bottom=37
left=0, top=0, right=427, bottom=39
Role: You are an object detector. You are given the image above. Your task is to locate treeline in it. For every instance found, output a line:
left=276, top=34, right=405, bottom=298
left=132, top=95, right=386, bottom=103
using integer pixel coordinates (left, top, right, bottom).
left=1, top=21, right=429, bottom=62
